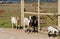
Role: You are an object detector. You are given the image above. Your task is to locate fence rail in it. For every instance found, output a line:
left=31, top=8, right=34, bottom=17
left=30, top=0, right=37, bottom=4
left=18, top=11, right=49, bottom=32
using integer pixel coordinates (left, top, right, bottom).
left=24, top=12, right=54, bottom=15
left=0, top=4, right=20, bottom=6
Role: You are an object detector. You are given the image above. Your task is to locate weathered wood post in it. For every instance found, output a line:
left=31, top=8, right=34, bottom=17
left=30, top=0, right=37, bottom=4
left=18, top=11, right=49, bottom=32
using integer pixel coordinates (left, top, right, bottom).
left=58, top=0, right=60, bottom=30
left=38, top=0, right=40, bottom=32
left=21, top=0, right=24, bottom=27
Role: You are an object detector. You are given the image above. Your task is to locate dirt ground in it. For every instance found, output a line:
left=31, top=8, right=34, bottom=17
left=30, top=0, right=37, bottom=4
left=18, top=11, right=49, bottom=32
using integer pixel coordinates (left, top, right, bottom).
left=0, top=28, right=59, bottom=39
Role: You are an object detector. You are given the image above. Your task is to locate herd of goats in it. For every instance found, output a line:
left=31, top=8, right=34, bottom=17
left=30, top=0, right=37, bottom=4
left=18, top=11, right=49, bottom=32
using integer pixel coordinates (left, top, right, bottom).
left=11, top=15, right=60, bottom=38
left=1, top=9, right=59, bottom=38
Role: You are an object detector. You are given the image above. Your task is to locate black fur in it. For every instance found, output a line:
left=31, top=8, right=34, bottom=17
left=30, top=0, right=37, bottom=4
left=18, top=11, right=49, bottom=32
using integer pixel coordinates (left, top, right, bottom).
left=30, top=16, right=38, bottom=33
left=48, top=31, right=57, bottom=38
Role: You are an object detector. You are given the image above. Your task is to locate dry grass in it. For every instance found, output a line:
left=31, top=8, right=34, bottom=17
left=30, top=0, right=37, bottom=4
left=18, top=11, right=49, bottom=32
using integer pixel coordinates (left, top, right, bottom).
left=0, top=2, right=58, bottom=28
left=24, top=2, right=58, bottom=13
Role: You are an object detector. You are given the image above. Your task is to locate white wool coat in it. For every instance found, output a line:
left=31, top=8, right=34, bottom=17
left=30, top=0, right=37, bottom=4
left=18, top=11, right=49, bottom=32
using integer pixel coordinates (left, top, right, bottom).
left=11, top=17, right=17, bottom=24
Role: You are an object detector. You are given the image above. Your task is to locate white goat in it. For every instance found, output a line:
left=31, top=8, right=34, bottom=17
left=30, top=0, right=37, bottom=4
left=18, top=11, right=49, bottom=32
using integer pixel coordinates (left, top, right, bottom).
left=48, top=26, right=59, bottom=37
left=48, top=26, right=58, bottom=34
left=11, top=16, right=17, bottom=29
left=24, top=18, right=30, bottom=31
